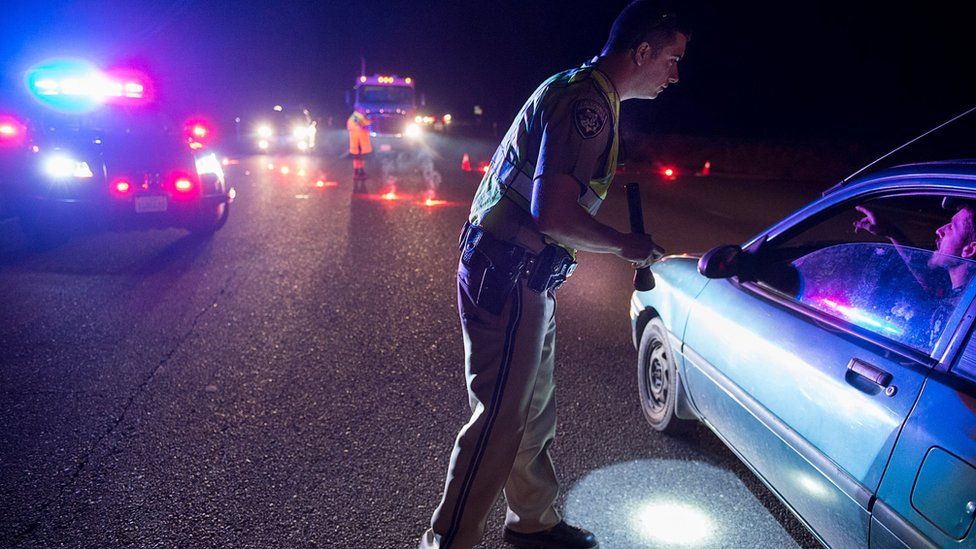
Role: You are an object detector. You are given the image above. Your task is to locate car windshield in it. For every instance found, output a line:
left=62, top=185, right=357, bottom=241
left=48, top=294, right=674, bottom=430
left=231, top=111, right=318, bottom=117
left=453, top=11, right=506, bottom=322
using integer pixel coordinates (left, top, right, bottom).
left=358, top=85, right=414, bottom=106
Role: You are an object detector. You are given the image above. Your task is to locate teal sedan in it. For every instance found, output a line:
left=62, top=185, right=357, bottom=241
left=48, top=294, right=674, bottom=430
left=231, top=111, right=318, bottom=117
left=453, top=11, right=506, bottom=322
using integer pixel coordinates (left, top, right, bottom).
left=630, top=161, right=976, bottom=548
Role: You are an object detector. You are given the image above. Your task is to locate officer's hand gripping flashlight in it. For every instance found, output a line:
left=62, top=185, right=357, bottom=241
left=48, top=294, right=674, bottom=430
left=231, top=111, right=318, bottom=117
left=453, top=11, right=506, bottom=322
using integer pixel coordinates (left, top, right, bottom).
left=625, top=182, right=656, bottom=291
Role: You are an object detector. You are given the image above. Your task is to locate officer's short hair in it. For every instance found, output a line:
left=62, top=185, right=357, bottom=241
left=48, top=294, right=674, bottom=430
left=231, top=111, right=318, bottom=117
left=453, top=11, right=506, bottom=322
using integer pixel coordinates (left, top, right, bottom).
left=601, top=1, right=693, bottom=55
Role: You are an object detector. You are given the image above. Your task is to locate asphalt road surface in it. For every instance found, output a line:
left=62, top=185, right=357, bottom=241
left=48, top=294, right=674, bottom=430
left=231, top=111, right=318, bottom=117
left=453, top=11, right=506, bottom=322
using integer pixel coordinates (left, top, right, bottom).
left=0, top=137, right=824, bottom=548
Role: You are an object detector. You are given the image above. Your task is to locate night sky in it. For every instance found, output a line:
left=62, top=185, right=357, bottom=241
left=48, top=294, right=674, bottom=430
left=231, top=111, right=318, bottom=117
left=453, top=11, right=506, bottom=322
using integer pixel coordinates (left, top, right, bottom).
left=2, top=1, right=973, bottom=142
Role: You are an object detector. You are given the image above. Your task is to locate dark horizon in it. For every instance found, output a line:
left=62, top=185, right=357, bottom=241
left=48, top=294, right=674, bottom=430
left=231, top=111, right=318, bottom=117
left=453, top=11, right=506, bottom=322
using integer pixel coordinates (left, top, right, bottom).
left=2, top=1, right=973, bottom=145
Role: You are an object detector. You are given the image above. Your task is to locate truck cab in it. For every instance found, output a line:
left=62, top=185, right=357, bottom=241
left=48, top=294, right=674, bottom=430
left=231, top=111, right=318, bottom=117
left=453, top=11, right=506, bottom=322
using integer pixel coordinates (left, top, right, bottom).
left=352, top=74, right=423, bottom=148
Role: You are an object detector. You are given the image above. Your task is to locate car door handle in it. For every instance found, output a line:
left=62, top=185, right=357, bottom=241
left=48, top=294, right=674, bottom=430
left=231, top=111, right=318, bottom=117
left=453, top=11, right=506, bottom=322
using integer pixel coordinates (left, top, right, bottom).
left=847, top=358, right=893, bottom=387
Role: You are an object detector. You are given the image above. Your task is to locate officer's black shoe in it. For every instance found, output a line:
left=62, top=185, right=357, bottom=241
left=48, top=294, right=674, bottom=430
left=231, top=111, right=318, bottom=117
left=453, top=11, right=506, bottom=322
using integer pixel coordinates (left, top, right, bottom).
left=503, top=521, right=598, bottom=549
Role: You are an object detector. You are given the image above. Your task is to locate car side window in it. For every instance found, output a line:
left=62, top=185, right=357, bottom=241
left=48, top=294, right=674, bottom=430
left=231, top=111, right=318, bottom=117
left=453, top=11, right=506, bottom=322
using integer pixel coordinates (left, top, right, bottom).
left=753, top=195, right=976, bottom=354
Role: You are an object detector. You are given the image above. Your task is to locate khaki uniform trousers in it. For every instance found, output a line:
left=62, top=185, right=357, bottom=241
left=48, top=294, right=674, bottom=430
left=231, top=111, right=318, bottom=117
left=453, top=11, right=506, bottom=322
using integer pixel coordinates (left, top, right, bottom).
left=420, top=260, right=561, bottom=549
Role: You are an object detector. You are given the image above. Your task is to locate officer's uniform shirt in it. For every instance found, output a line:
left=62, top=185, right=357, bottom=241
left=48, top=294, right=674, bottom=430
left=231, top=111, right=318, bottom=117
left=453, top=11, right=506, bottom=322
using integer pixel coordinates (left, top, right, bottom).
left=469, top=61, right=620, bottom=256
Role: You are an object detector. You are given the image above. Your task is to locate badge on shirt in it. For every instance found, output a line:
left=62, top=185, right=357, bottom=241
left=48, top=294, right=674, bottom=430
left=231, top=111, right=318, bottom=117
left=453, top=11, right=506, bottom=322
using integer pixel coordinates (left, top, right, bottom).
left=573, top=98, right=608, bottom=139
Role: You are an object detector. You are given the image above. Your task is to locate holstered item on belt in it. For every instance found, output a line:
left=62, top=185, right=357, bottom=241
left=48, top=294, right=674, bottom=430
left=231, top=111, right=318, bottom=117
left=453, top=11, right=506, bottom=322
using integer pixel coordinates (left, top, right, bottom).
left=458, top=223, right=576, bottom=314
left=524, top=245, right=576, bottom=293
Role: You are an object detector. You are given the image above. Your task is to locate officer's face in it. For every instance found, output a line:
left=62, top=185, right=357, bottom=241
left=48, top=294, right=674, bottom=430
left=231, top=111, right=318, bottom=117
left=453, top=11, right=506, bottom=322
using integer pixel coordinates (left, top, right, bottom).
left=634, top=32, right=688, bottom=100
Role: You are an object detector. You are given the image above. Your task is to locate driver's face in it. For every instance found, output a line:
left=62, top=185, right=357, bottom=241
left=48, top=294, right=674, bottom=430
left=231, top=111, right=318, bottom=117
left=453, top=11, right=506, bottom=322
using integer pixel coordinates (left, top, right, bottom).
left=930, top=207, right=976, bottom=267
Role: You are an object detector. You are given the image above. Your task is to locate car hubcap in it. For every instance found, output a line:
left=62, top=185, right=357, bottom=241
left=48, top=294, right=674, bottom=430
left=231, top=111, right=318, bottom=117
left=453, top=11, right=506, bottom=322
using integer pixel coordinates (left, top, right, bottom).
left=646, top=340, right=670, bottom=413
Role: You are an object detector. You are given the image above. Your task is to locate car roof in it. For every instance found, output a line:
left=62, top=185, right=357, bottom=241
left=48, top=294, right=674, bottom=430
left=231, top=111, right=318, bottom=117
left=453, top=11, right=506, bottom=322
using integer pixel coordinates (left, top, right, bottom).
left=825, top=159, right=976, bottom=196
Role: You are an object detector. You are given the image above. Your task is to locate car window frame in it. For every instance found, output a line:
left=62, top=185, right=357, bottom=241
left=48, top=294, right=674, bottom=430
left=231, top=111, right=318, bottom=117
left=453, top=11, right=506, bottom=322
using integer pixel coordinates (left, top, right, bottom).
left=733, top=184, right=976, bottom=371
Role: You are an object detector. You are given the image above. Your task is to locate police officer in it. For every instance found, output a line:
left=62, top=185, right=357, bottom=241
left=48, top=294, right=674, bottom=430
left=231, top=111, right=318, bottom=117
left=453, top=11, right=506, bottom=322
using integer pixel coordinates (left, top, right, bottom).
left=421, top=3, right=691, bottom=547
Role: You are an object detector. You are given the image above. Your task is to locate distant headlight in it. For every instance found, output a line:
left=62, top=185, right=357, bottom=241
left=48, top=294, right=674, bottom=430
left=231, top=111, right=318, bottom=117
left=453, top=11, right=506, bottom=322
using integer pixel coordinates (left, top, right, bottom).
left=257, top=125, right=274, bottom=139
left=43, top=153, right=94, bottom=179
left=292, top=125, right=308, bottom=139
left=405, top=123, right=422, bottom=140
left=257, top=139, right=269, bottom=150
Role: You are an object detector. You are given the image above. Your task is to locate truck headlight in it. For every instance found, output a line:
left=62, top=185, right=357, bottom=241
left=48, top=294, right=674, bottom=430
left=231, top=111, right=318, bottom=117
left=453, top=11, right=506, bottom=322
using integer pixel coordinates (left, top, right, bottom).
left=405, top=123, right=422, bottom=140
left=44, top=153, right=94, bottom=179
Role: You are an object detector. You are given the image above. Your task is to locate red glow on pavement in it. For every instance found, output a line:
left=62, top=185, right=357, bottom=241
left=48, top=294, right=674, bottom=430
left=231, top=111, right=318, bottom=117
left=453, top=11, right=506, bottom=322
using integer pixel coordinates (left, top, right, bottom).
left=424, top=197, right=448, bottom=207
left=381, top=191, right=399, bottom=201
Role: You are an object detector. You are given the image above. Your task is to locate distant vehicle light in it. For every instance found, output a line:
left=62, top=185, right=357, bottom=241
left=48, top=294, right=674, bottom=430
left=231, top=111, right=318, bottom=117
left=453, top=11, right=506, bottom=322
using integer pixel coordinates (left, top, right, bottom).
left=292, top=125, right=308, bottom=139
left=273, top=105, right=283, bottom=112
left=443, top=114, right=452, bottom=124
left=174, top=178, right=194, bottom=193
left=414, top=115, right=423, bottom=124
left=360, top=76, right=367, bottom=83
left=43, top=153, right=94, bottom=178
left=296, top=141, right=309, bottom=151
left=0, top=124, right=16, bottom=137
left=257, top=125, right=274, bottom=139
left=280, top=166, right=290, bottom=175
left=661, top=167, right=677, bottom=179
left=405, top=123, right=422, bottom=140
left=258, top=140, right=269, bottom=150
left=405, top=77, right=412, bottom=85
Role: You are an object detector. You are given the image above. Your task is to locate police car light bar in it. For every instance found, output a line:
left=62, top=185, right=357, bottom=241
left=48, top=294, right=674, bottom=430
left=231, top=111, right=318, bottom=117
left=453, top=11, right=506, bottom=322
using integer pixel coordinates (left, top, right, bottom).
left=26, top=59, right=151, bottom=112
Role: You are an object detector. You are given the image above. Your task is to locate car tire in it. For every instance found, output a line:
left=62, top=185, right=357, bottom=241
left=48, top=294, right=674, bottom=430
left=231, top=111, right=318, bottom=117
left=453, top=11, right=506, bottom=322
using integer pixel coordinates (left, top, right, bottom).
left=638, top=317, right=694, bottom=434
left=189, top=201, right=229, bottom=235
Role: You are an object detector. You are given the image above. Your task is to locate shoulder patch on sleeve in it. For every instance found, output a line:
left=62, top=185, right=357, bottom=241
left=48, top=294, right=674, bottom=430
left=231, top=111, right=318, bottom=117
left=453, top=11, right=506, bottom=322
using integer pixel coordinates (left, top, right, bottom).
left=573, top=96, right=608, bottom=139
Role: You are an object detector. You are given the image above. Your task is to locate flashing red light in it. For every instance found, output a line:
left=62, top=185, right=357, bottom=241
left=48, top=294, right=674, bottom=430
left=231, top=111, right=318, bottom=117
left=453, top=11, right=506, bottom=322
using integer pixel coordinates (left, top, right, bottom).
left=114, top=180, right=132, bottom=194
left=0, top=115, right=26, bottom=148
left=479, top=162, right=490, bottom=174
left=663, top=168, right=674, bottom=177
left=192, top=125, right=207, bottom=138
left=174, top=178, right=194, bottom=193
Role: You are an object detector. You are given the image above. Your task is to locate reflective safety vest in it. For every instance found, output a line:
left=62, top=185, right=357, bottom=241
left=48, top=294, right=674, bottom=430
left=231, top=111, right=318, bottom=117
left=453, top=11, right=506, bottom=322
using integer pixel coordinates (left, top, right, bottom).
left=347, top=111, right=372, bottom=155
left=469, top=61, right=621, bottom=255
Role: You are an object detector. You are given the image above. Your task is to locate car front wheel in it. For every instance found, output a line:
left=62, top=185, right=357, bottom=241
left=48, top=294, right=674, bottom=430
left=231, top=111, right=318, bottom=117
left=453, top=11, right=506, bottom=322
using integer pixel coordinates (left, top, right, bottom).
left=638, top=317, right=694, bottom=434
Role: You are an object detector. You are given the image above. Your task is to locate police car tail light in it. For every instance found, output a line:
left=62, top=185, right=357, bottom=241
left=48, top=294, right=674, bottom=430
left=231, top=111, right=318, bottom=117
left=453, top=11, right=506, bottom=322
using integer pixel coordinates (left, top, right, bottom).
left=112, top=179, right=133, bottom=195
left=43, top=153, right=94, bottom=179
left=174, top=178, right=194, bottom=193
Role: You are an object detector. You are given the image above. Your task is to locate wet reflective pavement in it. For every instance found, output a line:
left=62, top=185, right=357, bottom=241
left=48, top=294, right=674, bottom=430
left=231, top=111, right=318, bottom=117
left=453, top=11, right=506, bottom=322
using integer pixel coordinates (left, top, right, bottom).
left=0, top=145, right=820, bottom=547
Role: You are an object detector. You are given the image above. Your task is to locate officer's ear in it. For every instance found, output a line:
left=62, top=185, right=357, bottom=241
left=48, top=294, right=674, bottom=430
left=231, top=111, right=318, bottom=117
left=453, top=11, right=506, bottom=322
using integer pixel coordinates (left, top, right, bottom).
left=633, top=42, right=652, bottom=67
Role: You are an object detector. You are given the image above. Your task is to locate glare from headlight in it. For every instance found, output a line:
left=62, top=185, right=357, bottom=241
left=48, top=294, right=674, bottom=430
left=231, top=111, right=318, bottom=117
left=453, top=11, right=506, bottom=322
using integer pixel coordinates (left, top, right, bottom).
left=296, top=141, right=309, bottom=151
left=258, top=140, right=269, bottom=150
left=44, top=154, right=93, bottom=178
left=292, top=125, right=308, bottom=139
left=257, top=125, right=274, bottom=139
left=405, top=123, right=422, bottom=140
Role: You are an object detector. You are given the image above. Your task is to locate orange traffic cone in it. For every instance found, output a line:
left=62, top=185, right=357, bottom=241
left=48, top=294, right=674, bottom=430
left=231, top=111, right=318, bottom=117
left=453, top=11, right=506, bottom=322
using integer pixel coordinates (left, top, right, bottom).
left=461, top=153, right=472, bottom=172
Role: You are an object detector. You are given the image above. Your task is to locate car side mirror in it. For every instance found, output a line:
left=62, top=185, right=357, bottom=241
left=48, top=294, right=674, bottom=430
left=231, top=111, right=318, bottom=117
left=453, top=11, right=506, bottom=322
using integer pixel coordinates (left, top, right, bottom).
left=698, top=244, right=745, bottom=279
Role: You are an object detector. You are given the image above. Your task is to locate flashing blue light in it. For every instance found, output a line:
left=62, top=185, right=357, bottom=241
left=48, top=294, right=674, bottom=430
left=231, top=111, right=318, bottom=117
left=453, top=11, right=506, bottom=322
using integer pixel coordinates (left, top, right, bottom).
left=25, top=58, right=105, bottom=114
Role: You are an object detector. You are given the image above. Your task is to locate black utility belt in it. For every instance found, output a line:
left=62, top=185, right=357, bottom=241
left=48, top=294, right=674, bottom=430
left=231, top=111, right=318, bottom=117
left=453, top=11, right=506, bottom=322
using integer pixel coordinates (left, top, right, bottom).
left=459, top=222, right=576, bottom=298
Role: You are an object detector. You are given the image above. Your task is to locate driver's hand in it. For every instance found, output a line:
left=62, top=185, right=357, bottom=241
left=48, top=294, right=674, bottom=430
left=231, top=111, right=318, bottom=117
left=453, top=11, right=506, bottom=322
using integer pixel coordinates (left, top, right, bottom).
left=853, top=205, right=894, bottom=238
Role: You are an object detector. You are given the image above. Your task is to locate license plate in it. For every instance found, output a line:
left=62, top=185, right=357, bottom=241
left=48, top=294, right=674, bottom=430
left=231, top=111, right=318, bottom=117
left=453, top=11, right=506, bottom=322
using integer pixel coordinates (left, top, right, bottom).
left=380, top=144, right=392, bottom=152
left=135, top=195, right=168, bottom=213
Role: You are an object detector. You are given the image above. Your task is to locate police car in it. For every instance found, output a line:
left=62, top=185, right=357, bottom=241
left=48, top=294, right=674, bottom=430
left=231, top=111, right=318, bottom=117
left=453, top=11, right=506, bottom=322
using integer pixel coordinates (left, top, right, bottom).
left=1, top=59, right=233, bottom=246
